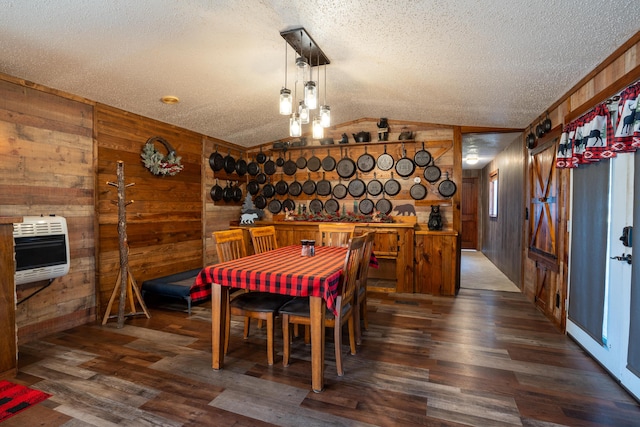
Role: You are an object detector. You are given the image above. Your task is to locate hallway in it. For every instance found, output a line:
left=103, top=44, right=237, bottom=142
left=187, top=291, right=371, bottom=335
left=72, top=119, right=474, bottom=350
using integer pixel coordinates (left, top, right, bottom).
left=461, top=250, right=520, bottom=292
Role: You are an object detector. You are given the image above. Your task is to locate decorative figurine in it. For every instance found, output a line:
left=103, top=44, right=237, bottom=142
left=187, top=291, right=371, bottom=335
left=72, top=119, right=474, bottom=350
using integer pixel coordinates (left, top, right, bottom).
left=339, top=133, right=349, bottom=144
left=377, top=117, right=389, bottom=141
left=240, top=193, right=263, bottom=223
left=393, top=203, right=416, bottom=216
left=427, top=205, right=443, bottom=230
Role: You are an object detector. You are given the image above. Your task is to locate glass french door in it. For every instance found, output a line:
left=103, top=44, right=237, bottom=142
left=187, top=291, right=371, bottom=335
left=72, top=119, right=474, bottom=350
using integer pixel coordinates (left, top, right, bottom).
left=566, top=150, right=639, bottom=399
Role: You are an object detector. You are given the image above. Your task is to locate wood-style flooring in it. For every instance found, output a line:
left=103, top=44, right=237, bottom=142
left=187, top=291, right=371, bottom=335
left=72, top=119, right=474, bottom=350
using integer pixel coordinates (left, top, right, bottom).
left=7, top=277, right=640, bottom=425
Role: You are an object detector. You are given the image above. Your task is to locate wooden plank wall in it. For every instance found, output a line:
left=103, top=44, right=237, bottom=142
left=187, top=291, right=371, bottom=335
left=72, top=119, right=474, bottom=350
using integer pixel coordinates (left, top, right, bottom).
left=0, top=77, right=96, bottom=342
left=95, top=104, right=208, bottom=318
left=246, top=118, right=461, bottom=232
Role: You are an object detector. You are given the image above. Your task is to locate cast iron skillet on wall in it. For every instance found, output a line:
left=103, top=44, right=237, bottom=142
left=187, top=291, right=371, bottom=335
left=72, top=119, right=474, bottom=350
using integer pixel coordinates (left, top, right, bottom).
left=414, top=142, right=432, bottom=167
left=268, top=198, right=282, bottom=214
left=395, top=144, right=415, bottom=178
left=307, top=149, right=322, bottom=172
left=324, top=198, right=339, bottom=214
left=377, top=145, right=394, bottom=171
left=283, top=152, right=297, bottom=176
left=210, top=179, right=223, bottom=201
left=247, top=179, right=260, bottom=195
left=224, top=150, right=236, bottom=174
left=309, top=198, right=323, bottom=214
left=288, top=176, right=302, bottom=197
left=357, top=146, right=376, bottom=173
left=424, top=158, right=442, bottom=183
left=302, top=173, right=316, bottom=195
left=235, top=157, right=247, bottom=176
left=384, top=172, right=401, bottom=197
left=348, top=172, right=366, bottom=198
left=209, top=145, right=224, bottom=172
left=336, top=147, right=356, bottom=179
left=256, top=147, right=267, bottom=164
left=438, top=172, right=457, bottom=198
left=376, top=188, right=393, bottom=215
left=282, top=198, right=295, bottom=213
left=321, top=149, right=336, bottom=171
left=263, top=156, right=277, bottom=175
left=275, top=174, right=289, bottom=196
left=367, top=172, right=383, bottom=196
left=247, top=156, right=260, bottom=176
left=317, top=173, right=332, bottom=196
left=332, top=178, right=348, bottom=199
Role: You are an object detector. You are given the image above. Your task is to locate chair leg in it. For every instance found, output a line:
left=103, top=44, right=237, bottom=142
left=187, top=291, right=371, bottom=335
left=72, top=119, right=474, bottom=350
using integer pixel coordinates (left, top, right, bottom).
left=266, top=315, right=274, bottom=366
left=304, top=325, right=310, bottom=345
left=334, top=322, right=343, bottom=376
left=282, top=315, right=291, bottom=367
left=348, top=316, right=357, bottom=355
left=361, top=297, right=368, bottom=330
left=224, top=301, right=230, bottom=355
left=355, top=299, right=362, bottom=345
left=243, top=316, right=251, bottom=339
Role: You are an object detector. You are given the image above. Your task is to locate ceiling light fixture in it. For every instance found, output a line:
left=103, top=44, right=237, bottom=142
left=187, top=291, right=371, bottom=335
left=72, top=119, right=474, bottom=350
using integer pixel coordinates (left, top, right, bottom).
left=161, top=95, right=179, bottom=104
left=280, top=27, right=330, bottom=139
left=466, top=154, right=479, bottom=165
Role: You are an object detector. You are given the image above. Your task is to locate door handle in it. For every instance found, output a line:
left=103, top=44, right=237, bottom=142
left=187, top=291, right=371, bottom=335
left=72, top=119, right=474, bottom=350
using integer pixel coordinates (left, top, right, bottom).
left=610, top=253, right=632, bottom=264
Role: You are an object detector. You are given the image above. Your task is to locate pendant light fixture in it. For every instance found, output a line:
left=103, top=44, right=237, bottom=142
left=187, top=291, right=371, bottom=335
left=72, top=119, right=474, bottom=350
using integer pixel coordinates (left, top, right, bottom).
left=319, top=64, right=331, bottom=127
left=280, top=27, right=330, bottom=137
left=279, top=40, right=292, bottom=115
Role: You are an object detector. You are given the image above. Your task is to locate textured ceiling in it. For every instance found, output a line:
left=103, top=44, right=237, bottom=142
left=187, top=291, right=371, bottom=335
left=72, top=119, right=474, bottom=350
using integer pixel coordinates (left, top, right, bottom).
left=1, top=1, right=638, bottom=169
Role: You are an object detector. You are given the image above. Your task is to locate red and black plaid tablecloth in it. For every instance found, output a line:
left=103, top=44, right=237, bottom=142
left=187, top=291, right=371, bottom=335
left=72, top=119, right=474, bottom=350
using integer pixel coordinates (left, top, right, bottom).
left=196, top=245, right=347, bottom=314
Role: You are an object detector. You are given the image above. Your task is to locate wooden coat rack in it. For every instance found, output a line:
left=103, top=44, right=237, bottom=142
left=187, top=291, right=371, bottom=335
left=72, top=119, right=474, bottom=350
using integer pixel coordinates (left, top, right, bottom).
left=102, top=161, right=150, bottom=327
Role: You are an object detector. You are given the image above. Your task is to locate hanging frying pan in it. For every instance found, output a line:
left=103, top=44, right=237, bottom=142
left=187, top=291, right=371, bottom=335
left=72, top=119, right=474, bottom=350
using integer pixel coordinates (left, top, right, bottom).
left=283, top=152, right=297, bottom=176
left=210, top=179, right=223, bottom=201
left=262, top=178, right=275, bottom=199
left=256, top=147, right=267, bottom=164
left=332, top=177, right=348, bottom=199
left=275, top=174, right=289, bottom=196
left=424, top=159, right=442, bottom=183
left=414, top=142, right=432, bottom=167
left=384, top=172, right=401, bottom=197
left=359, top=198, right=374, bottom=215
left=376, top=188, right=393, bottom=215
left=321, top=149, right=336, bottom=172
left=309, top=198, right=323, bottom=214
left=223, top=181, right=234, bottom=202
left=263, top=156, right=276, bottom=175
left=282, top=198, right=295, bottom=213
left=336, top=147, right=356, bottom=179
left=357, top=146, right=376, bottom=173
left=232, top=181, right=243, bottom=202
left=296, top=152, right=307, bottom=169
left=276, top=152, right=285, bottom=167
left=224, top=150, right=236, bottom=174
left=209, top=145, right=224, bottom=172
left=367, top=172, right=383, bottom=197
left=288, top=176, right=302, bottom=197
left=247, top=179, right=260, bottom=195
left=438, top=172, right=457, bottom=198
left=302, top=173, right=316, bottom=195
left=395, top=143, right=415, bottom=178
left=268, top=199, right=282, bottom=214
left=235, top=157, right=247, bottom=176
left=255, top=165, right=267, bottom=185
left=247, top=156, right=260, bottom=176
left=324, top=198, right=340, bottom=214
left=410, top=180, right=427, bottom=200
left=348, top=171, right=366, bottom=198
left=254, top=194, right=267, bottom=210
left=317, top=172, right=332, bottom=196
left=377, top=144, right=394, bottom=171
left=307, top=149, right=321, bottom=172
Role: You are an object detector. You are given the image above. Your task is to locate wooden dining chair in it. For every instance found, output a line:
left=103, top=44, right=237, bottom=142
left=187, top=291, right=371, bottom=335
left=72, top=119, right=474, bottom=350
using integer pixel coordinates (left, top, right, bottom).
left=318, top=223, right=355, bottom=247
left=280, top=234, right=366, bottom=376
left=213, top=229, right=291, bottom=365
left=249, top=226, right=278, bottom=254
left=355, top=231, right=375, bottom=345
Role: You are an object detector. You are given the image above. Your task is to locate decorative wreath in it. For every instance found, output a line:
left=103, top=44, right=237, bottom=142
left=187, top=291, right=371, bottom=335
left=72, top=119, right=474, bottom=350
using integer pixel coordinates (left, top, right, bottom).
left=140, top=136, right=184, bottom=176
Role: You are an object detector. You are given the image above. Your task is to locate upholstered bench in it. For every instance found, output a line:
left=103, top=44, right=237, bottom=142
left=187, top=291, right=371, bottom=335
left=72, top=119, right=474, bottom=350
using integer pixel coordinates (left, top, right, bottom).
left=141, top=268, right=209, bottom=315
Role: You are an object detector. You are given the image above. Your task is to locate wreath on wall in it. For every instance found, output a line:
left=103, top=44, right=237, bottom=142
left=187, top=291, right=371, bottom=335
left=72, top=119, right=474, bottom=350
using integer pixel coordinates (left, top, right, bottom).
left=140, top=136, right=184, bottom=176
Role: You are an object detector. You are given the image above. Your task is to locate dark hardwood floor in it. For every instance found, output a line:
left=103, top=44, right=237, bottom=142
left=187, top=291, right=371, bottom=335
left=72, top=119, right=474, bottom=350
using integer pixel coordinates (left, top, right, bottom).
left=7, top=286, right=640, bottom=426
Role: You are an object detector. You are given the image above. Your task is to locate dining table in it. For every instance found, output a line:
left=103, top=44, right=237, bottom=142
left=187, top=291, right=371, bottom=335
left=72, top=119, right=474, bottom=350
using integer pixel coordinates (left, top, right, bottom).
left=196, top=244, right=348, bottom=392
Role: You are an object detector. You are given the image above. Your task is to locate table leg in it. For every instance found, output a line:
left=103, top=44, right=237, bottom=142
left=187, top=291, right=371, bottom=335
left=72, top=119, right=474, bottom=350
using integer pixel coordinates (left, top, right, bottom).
left=309, top=295, right=326, bottom=392
left=211, top=284, right=228, bottom=369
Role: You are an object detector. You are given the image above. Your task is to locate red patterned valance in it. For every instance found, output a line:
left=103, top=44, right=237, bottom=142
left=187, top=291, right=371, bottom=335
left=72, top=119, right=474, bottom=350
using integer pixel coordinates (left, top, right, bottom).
left=556, top=81, right=640, bottom=169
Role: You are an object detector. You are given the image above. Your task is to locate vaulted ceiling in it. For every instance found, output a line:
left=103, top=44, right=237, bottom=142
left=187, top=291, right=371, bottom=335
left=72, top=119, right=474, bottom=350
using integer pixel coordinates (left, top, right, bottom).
left=1, top=1, right=638, bottom=169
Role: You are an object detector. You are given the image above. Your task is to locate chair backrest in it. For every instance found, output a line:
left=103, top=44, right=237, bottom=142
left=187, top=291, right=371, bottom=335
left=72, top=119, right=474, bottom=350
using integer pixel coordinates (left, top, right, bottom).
left=213, top=229, right=246, bottom=263
left=249, top=226, right=278, bottom=254
left=358, top=231, right=376, bottom=289
left=338, top=234, right=366, bottom=310
left=318, top=223, right=355, bottom=247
